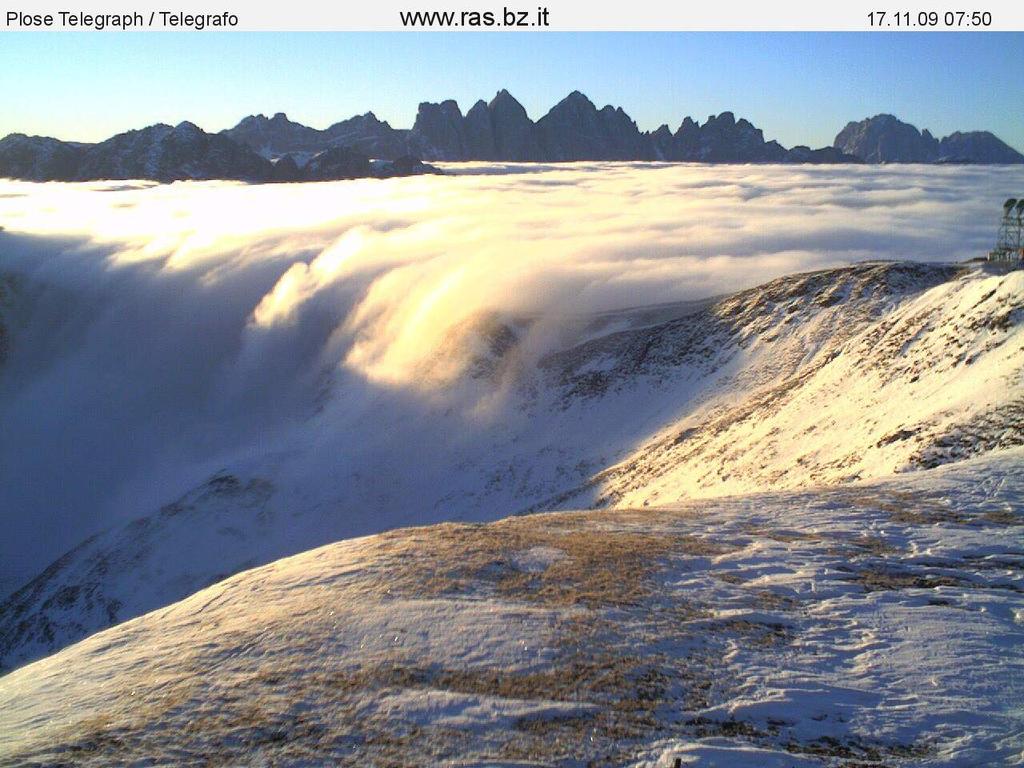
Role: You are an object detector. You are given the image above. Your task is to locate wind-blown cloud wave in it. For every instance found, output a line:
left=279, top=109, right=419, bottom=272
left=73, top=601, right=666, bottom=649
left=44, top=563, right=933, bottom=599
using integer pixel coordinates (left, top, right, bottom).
left=0, top=162, right=1020, bottom=594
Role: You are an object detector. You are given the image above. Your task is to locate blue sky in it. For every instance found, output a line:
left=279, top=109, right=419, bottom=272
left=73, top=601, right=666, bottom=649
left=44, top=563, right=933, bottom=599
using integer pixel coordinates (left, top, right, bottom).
left=2, top=32, right=1022, bottom=150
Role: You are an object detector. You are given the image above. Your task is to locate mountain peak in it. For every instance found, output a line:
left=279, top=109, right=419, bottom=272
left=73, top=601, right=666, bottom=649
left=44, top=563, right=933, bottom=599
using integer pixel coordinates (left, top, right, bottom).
left=490, top=89, right=524, bottom=109
left=550, top=90, right=597, bottom=113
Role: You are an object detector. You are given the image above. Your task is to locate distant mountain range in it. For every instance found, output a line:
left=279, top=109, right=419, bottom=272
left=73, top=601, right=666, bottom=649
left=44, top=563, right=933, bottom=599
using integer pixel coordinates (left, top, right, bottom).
left=1, top=91, right=1021, bottom=183
left=0, top=122, right=442, bottom=184
left=216, top=90, right=861, bottom=167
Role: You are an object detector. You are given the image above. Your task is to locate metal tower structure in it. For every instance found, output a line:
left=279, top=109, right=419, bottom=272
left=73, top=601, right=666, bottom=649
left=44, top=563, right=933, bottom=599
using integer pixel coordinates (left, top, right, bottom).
left=990, top=198, right=1024, bottom=262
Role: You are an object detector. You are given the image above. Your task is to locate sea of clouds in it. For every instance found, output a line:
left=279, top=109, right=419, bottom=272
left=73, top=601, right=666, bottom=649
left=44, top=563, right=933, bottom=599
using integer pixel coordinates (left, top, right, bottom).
left=1, top=162, right=1021, bottom=594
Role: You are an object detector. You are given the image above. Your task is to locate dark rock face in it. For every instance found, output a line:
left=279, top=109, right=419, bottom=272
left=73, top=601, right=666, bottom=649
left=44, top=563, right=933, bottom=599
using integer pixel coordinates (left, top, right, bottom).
left=0, top=122, right=277, bottom=183
left=225, top=111, right=409, bottom=162
left=785, top=145, right=864, bottom=164
left=644, top=113, right=817, bottom=163
left=834, top=115, right=938, bottom=163
left=0, top=123, right=442, bottom=184
left=302, top=146, right=373, bottom=180
left=536, top=91, right=649, bottom=160
left=222, top=112, right=324, bottom=157
left=322, top=112, right=409, bottom=160
left=937, top=132, right=1024, bottom=164
left=302, top=149, right=443, bottom=181
left=834, top=115, right=1023, bottom=164
left=76, top=122, right=274, bottom=182
left=463, top=100, right=496, bottom=160
left=380, top=155, right=446, bottom=177
left=488, top=89, right=543, bottom=161
left=403, top=91, right=837, bottom=164
left=684, top=112, right=788, bottom=162
left=649, top=124, right=675, bottom=160
left=0, top=134, right=86, bottom=181
left=270, top=154, right=302, bottom=182
left=411, top=100, right=468, bottom=160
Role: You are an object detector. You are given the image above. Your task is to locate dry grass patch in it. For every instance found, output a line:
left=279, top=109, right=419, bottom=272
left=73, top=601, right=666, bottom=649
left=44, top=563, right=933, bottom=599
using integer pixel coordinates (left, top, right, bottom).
left=714, top=571, right=747, bottom=584
left=364, top=515, right=731, bottom=610
left=864, top=491, right=967, bottom=525
left=709, top=619, right=793, bottom=647
left=785, top=734, right=933, bottom=764
left=740, top=525, right=824, bottom=544
left=851, top=569, right=963, bottom=592
left=980, top=509, right=1023, bottom=526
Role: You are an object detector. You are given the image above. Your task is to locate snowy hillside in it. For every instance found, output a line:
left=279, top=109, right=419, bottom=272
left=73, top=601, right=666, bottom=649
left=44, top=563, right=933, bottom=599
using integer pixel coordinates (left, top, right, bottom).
left=1, top=450, right=1021, bottom=767
left=542, top=261, right=1024, bottom=507
left=1, top=259, right=1021, bottom=672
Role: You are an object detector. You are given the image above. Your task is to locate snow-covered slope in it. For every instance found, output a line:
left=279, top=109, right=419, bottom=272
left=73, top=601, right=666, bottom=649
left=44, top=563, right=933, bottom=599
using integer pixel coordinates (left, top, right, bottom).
left=1, top=260, right=1021, bottom=672
left=543, top=261, right=1024, bottom=507
left=2, top=450, right=1021, bottom=767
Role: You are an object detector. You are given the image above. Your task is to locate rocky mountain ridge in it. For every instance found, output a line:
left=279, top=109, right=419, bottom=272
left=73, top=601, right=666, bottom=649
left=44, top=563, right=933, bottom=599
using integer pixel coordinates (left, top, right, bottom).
left=5, top=91, right=1020, bottom=182
left=222, top=90, right=1021, bottom=164
left=834, top=113, right=1024, bottom=163
left=226, top=89, right=861, bottom=165
left=0, top=122, right=442, bottom=183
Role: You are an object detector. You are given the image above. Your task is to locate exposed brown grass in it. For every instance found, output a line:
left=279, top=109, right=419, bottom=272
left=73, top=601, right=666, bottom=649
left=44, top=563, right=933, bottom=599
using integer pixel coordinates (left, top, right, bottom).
left=361, top=513, right=733, bottom=610
left=866, top=491, right=967, bottom=525
left=981, top=509, right=1024, bottom=526
left=851, top=569, right=963, bottom=592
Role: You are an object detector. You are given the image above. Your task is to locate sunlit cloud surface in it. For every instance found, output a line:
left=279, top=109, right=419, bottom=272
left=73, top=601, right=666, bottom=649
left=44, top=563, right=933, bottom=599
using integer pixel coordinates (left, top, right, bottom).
left=0, top=162, right=1021, bottom=591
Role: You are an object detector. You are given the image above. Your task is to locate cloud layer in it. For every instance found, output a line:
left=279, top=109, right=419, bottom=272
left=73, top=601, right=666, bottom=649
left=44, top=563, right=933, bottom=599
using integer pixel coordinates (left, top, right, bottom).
left=0, top=162, right=1021, bottom=593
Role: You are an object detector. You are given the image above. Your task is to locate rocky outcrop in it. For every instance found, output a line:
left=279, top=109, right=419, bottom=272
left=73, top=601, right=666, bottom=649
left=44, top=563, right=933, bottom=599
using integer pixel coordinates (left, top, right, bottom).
left=221, top=112, right=324, bottom=157
left=322, top=112, right=408, bottom=159
left=834, top=114, right=939, bottom=163
left=463, top=99, right=497, bottom=159
left=218, top=94, right=1024, bottom=166
left=0, top=122, right=275, bottom=183
left=224, top=111, right=408, bottom=164
left=410, top=100, right=468, bottom=160
left=784, top=145, right=863, bottom=164
left=487, top=89, right=543, bottom=161
left=303, top=146, right=372, bottom=180
left=404, top=92, right=846, bottom=164
left=381, top=155, right=446, bottom=177
left=677, top=112, right=788, bottom=162
left=0, top=134, right=87, bottom=181
left=0, top=122, right=441, bottom=184
left=535, top=91, right=650, bottom=160
left=76, top=122, right=273, bottom=182
left=937, top=131, right=1024, bottom=164
left=834, top=114, right=1023, bottom=163
left=295, top=148, right=442, bottom=180
left=409, top=90, right=546, bottom=161
left=270, top=154, right=302, bottom=182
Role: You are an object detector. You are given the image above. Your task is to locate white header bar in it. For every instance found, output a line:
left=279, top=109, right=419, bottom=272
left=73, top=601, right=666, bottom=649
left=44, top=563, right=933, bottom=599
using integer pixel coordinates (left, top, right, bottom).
left=3, top=0, right=1023, bottom=31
